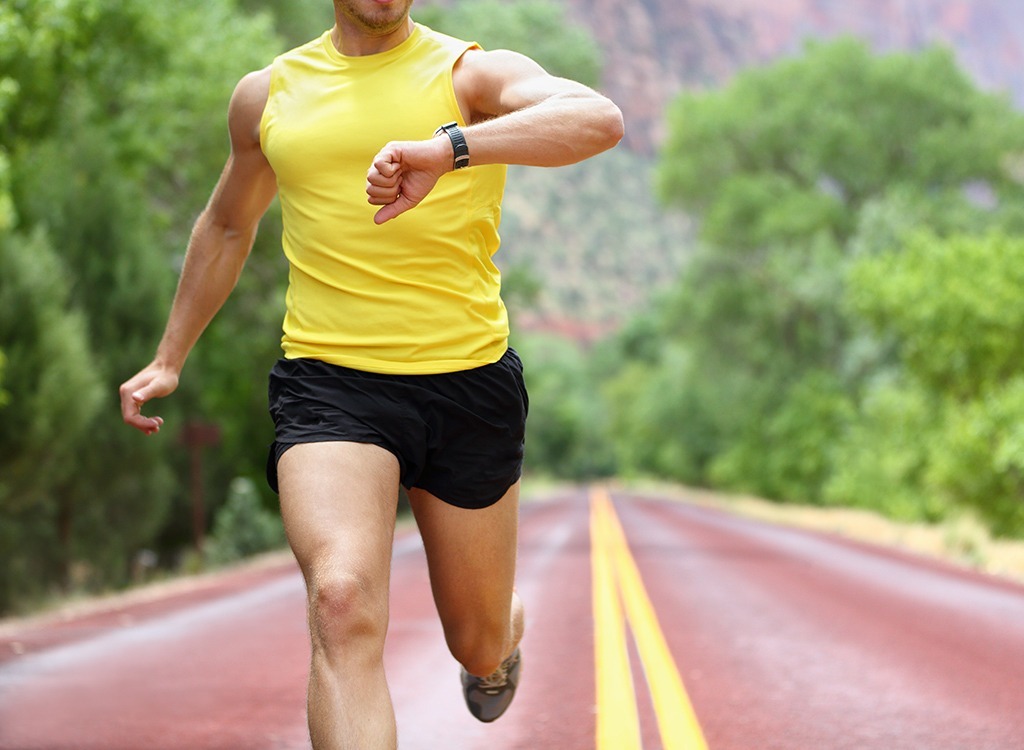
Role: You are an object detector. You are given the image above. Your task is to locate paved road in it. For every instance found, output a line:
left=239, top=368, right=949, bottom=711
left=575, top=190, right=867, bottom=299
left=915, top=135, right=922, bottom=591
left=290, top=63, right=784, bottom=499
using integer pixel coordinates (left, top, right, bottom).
left=2, top=487, right=1023, bottom=749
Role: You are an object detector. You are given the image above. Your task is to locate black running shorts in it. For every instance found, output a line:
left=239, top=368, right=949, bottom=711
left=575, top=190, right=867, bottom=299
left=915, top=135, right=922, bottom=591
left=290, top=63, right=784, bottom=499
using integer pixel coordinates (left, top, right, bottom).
left=266, top=348, right=529, bottom=509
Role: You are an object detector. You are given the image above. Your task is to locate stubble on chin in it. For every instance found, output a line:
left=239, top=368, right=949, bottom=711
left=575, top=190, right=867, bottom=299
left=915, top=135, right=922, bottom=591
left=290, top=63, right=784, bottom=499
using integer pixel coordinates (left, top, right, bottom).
left=339, top=0, right=412, bottom=34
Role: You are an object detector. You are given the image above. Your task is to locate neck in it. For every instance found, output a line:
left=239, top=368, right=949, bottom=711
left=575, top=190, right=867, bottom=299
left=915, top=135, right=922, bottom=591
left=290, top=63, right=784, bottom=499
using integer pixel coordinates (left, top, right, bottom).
left=330, top=16, right=413, bottom=56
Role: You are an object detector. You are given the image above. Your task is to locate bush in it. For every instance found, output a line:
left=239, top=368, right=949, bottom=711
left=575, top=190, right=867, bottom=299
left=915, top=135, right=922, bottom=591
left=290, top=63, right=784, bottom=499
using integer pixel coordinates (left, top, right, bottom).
left=711, top=370, right=853, bottom=504
left=927, top=380, right=1024, bottom=537
left=205, top=478, right=286, bottom=566
left=825, top=378, right=949, bottom=523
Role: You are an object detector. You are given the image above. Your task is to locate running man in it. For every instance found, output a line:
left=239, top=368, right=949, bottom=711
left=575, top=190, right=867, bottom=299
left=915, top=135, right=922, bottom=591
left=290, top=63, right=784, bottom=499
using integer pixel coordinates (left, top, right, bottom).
left=119, top=1, right=623, bottom=747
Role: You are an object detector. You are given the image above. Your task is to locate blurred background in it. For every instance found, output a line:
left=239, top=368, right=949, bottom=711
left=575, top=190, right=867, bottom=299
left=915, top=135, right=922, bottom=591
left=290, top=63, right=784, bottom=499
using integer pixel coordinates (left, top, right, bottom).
left=2, top=0, right=1024, bottom=617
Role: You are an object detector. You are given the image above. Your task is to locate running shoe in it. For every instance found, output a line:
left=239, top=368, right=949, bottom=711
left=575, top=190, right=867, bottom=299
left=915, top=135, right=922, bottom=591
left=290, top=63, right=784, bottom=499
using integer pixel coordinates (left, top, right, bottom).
left=460, top=648, right=522, bottom=723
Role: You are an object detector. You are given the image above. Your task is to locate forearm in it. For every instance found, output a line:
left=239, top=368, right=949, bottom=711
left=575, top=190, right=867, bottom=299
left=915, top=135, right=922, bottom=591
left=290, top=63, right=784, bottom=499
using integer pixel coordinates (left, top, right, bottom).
left=462, top=90, right=623, bottom=169
left=153, top=213, right=255, bottom=374
left=368, top=57, right=623, bottom=222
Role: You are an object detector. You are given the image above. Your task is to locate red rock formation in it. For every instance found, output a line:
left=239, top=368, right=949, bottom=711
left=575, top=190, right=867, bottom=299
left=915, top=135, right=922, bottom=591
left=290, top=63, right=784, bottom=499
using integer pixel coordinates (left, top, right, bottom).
left=559, top=0, right=1024, bottom=154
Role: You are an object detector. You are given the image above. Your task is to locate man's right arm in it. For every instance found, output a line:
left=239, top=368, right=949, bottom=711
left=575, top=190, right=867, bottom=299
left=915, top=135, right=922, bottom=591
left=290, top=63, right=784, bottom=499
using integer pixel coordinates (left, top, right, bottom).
left=120, top=67, right=278, bottom=435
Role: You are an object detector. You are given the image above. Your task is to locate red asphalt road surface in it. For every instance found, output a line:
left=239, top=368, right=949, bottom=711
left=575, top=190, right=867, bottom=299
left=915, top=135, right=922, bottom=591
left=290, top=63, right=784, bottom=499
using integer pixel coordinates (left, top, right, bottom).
left=1, top=487, right=1023, bottom=749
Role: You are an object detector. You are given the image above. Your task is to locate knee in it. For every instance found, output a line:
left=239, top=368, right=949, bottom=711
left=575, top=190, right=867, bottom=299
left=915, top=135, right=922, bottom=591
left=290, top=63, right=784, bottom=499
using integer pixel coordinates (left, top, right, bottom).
left=307, top=572, right=387, bottom=657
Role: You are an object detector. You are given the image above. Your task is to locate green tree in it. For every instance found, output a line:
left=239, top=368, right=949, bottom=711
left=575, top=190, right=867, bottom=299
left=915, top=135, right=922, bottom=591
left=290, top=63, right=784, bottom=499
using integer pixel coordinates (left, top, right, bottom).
left=634, top=38, right=1024, bottom=511
left=0, top=352, right=7, bottom=407
left=0, top=229, right=105, bottom=610
left=602, top=346, right=720, bottom=485
left=823, top=379, right=944, bottom=521
left=416, top=0, right=602, bottom=86
left=515, top=334, right=615, bottom=480
left=0, top=0, right=285, bottom=611
left=659, top=40, right=1024, bottom=243
left=847, top=232, right=1024, bottom=400
left=841, top=232, right=1024, bottom=534
left=206, top=477, right=286, bottom=566
left=236, top=0, right=332, bottom=48
left=927, top=380, right=1024, bottom=536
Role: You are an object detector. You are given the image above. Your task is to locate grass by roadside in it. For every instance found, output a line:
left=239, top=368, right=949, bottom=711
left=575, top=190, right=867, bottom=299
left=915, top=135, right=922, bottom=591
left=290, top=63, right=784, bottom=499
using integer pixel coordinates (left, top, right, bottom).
left=606, top=480, right=1024, bottom=586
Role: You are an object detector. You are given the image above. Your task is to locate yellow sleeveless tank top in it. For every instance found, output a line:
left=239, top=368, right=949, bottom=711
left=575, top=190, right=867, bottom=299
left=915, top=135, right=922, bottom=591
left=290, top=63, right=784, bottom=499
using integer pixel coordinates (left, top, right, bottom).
left=260, top=24, right=509, bottom=374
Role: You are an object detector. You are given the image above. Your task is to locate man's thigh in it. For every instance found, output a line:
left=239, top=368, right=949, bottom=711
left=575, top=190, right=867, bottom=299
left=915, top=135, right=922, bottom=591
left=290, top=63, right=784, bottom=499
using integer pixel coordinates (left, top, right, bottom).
left=278, top=441, right=401, bottom=587
left=407, top=481, right=520, bottom=625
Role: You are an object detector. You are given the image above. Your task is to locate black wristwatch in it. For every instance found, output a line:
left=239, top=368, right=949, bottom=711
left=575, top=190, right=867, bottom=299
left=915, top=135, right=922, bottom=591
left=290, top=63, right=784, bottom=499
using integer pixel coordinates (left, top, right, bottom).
left=434, top=121, right=470, bottom=170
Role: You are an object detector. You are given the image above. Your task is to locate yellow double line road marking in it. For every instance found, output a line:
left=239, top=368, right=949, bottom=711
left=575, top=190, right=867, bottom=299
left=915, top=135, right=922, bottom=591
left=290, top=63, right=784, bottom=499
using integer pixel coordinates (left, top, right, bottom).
left=590, top=487, right=708, bottom=750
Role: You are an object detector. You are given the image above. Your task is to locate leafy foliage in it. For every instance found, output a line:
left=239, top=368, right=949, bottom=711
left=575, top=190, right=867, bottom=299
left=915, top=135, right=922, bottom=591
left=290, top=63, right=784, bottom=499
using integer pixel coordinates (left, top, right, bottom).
left=927, top=380, right=1024, bottom=535
left=514, top=335, right=615, bottom=480
left=659, top=39, right=1024, bottom=236
left=0, top=352, right=6, bottom=407
left=0, top=228, right=105, bottom=610
left=0, top=0, right=283, bottom=612
left=840, top=232, right=1024, bottom=534
left=848, top=232, right=1024, bottom=399
left=206, top=478, right=286, bottom=566
left=823, top=379, right=944, bottom=521
left=592, top=37, right=1024, bottom=534
left=235, top=0, right=333, bottom=48
left=416, top=0, right=602, bottom=85
left=600, top=344, right=720, bottom=485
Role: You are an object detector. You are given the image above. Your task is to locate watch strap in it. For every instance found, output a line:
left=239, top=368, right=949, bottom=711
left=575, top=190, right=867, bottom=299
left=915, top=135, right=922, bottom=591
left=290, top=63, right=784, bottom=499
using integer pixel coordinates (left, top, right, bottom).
left=434, top=121, right=470, bottom=170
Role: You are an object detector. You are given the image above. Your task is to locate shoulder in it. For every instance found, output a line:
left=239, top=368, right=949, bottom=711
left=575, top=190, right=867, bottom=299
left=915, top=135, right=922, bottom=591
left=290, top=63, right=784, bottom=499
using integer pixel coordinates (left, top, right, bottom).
left=234, top=67, right=272, bottom=105
left=453, top=47, right=553, bottom=120
left=455, top=47, right=548, bottom=84
left=229, top=66, right=272, bottom=148
left=458, top=47, right=548, bottom=75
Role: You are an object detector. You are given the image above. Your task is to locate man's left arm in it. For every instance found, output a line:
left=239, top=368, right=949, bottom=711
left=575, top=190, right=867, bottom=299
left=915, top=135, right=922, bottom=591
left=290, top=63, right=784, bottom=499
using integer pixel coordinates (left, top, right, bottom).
left=366, top=48, right=623, bottom=224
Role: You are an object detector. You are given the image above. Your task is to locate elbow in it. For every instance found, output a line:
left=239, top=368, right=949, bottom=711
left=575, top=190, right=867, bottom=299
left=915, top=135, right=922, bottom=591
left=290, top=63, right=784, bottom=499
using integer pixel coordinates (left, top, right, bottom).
left=193, top=210, right=259, bottom=261
left=560, top=91, right=625, bottom=158
left=597, top=97, right=625, bottom=152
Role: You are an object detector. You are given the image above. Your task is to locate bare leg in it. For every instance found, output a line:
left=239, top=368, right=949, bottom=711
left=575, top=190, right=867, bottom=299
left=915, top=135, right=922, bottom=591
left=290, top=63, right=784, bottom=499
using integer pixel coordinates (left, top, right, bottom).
left=278, top=442, right=401, bottom=750
left=408, top=481, right=525, bottom=678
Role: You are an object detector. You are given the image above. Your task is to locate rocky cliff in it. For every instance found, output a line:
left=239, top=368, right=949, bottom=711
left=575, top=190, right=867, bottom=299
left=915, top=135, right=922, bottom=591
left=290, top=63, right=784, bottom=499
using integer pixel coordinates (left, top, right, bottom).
left=563, top=0, right=1024, bottom=154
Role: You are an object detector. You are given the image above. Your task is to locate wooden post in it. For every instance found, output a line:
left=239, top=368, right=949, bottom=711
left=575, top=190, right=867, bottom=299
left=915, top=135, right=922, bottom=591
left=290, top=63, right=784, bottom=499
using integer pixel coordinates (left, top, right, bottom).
left=181, top=422, right=222, bottom=557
